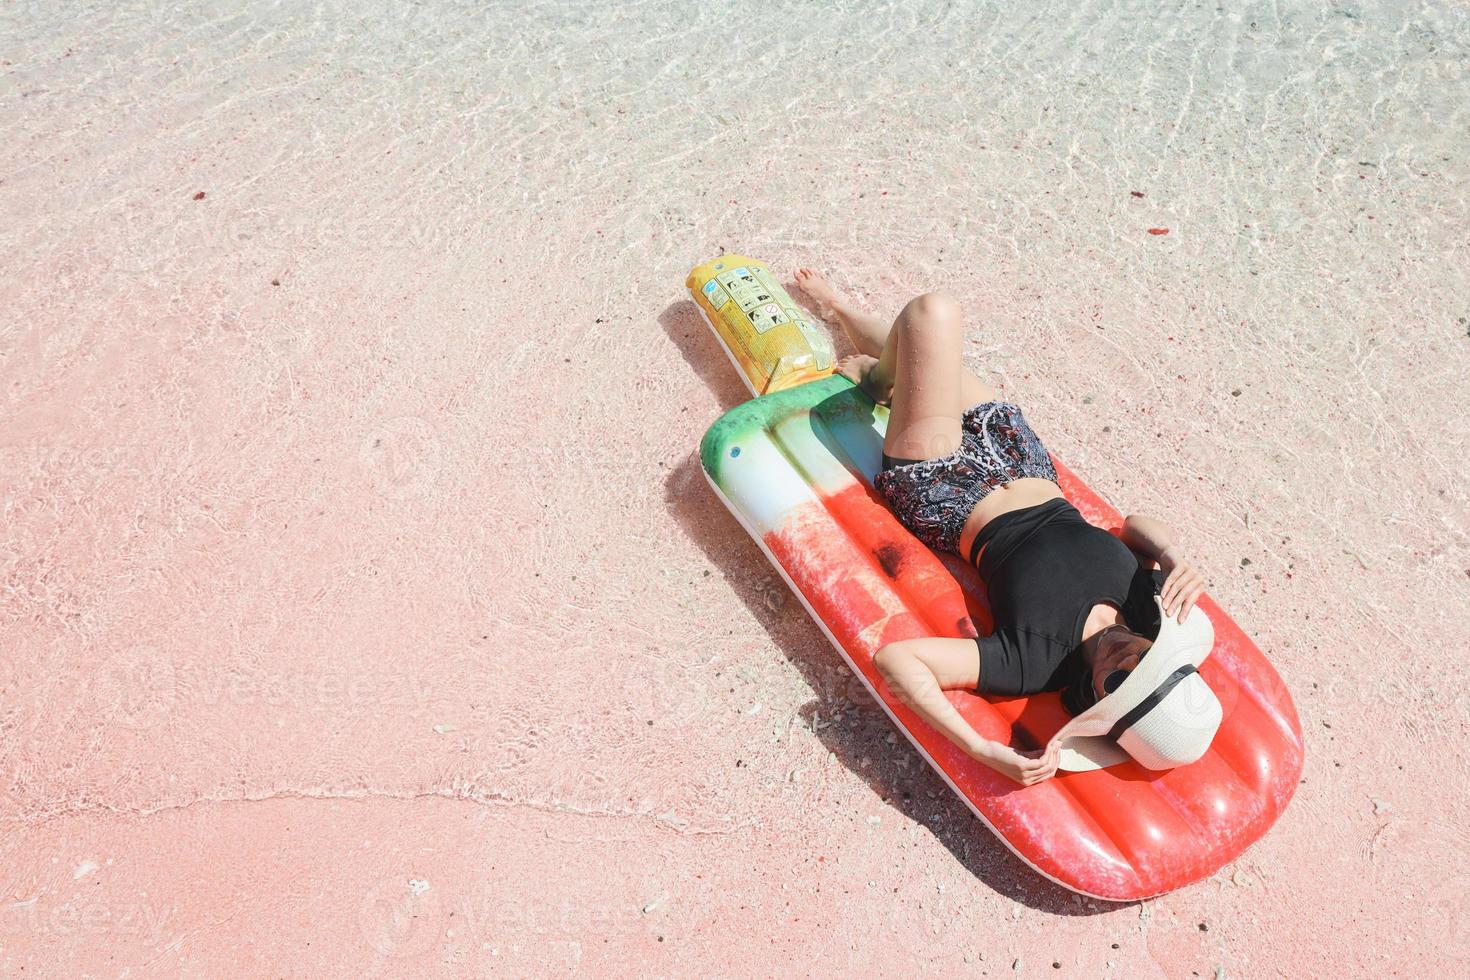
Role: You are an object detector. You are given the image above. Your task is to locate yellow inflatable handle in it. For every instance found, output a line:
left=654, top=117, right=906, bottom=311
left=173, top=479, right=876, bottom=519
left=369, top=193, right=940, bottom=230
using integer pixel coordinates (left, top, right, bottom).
left=686, top=255, right=835, bottom=396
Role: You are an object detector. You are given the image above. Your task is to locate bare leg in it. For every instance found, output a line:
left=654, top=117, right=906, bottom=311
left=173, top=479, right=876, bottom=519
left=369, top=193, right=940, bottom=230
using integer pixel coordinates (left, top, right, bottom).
left=795, top=267, right=890, bottom=358
left=878, top=292, right=969, bottom=461
left=794, top=268, right=1000, bottom=411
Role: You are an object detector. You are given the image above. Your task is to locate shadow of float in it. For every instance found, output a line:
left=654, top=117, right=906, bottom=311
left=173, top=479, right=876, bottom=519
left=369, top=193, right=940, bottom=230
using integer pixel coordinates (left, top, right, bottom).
left=658, top=300, right=751, bottom=409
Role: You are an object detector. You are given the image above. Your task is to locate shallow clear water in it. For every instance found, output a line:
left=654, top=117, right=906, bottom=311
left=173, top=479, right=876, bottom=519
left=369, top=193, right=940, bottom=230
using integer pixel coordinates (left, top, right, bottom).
left=1, top=1, right=1467, bottom=974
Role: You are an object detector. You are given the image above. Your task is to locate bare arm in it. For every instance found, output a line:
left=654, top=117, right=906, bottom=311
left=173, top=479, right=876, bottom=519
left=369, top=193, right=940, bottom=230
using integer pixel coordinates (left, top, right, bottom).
left=873, top=639, right=1057, bottom=786
left=1120, top=513, right=1178, bottom=565
left=1122, top=514, right=1204, bottom=624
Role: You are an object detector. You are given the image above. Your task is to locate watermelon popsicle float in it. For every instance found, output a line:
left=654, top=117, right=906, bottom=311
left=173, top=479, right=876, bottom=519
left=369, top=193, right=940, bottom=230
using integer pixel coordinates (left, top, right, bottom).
left=688, top=255, right=1304, bottom=900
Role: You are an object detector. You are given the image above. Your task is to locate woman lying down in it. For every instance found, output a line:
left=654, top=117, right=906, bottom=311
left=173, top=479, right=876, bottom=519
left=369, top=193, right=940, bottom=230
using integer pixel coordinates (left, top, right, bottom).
left=796, top=269, right=1222, bottom=787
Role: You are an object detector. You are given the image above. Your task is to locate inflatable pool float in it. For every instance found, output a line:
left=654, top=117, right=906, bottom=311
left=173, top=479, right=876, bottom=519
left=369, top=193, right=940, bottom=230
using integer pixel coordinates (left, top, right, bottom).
left=689, top=256, right=1304, bottom=900
left=688, top=255, right=835, bottom=395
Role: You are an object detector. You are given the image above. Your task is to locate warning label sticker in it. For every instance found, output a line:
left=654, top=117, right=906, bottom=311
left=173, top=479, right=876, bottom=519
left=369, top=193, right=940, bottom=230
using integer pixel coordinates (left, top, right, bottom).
left=748, top=302, right=790, bottom=333
left=716, top=266, right=785, bottom=331
left=702, top=278, right=730, bottom=309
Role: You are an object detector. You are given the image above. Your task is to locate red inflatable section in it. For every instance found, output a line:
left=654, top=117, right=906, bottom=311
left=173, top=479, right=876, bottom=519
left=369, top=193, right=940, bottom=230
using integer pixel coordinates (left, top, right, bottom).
left=742, top=453, right=1303, bottom=900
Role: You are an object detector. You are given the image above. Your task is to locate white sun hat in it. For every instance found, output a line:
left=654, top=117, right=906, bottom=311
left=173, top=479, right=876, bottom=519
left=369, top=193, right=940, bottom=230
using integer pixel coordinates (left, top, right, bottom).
left=1051, top=595, right=1222, bottom=772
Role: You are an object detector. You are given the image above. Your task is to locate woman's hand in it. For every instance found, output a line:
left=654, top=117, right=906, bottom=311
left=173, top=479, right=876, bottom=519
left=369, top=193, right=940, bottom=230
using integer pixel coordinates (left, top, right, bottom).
left=1157, top=545, right=1206, bottom=624
left=974, top=741, right=1059, bottom=787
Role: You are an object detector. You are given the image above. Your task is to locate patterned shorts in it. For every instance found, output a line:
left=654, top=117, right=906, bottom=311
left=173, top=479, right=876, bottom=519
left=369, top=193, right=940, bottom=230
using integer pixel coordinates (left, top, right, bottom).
left=873, top=401, right=1058, bottom=557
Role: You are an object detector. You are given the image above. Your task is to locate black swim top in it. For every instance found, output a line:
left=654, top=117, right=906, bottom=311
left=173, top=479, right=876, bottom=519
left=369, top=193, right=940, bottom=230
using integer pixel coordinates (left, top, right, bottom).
left=968, top=498, right=1165, bottom=698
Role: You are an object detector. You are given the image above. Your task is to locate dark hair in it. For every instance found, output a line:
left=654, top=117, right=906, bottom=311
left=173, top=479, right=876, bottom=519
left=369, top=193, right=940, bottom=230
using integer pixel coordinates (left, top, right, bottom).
left=1061, top=662, right=1097, bottom=717
left=1061, top=626, right=1150, bottom=716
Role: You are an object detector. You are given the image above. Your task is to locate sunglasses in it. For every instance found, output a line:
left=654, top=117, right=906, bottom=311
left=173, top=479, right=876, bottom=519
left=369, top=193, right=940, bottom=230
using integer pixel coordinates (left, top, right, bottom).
left=1099, top=625, right=1148, bottom=696
left=1065, top=630, right=1146, bottom=716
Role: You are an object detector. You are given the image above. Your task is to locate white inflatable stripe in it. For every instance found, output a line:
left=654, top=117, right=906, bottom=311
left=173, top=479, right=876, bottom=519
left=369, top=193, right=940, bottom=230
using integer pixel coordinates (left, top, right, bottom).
left=714, top=428, right=823, bottom=537
left=770, top=413, right=860, bottom=498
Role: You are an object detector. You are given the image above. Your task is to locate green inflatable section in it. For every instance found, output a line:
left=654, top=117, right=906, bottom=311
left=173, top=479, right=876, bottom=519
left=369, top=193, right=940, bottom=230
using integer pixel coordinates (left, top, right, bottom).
left=699, top=375, right=887, bottom=485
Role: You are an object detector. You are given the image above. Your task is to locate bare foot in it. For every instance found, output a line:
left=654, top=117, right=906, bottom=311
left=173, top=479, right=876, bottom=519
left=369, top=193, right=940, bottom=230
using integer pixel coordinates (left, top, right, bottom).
left=794, top=266, right=890, bottom=359
left=794, top=267, right=841, bottom=320
left=836, top=353, right=892, bottom=406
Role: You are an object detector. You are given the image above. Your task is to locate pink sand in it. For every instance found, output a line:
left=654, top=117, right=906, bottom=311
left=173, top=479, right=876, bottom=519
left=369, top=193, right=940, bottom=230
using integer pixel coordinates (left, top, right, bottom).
left=3, top=1, right=1468, bottom=976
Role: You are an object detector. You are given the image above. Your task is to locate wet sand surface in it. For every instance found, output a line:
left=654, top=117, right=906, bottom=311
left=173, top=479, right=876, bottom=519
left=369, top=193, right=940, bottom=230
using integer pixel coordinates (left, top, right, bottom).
left=2, top=1, right=1468, bottom=975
